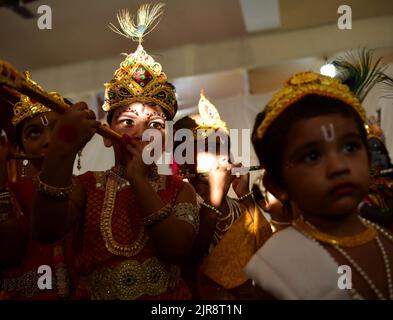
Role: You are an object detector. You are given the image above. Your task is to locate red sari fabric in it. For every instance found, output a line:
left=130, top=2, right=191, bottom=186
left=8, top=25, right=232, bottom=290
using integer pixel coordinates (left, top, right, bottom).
left=0, top=179, right=68, bottom=300
left=70, top=171, right=191, bottom=300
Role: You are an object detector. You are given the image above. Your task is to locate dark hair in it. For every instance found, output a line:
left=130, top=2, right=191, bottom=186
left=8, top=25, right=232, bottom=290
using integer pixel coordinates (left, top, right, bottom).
left=252, top=94, right=369, bottom=186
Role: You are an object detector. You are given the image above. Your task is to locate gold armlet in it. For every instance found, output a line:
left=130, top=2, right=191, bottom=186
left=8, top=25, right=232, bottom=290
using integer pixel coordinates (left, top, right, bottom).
left=142, top=203, right=172, bottom=227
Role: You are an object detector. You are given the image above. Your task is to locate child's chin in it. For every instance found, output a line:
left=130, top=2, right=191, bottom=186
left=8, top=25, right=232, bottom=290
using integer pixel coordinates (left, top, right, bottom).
left=327, top=199, right=359, bottom=216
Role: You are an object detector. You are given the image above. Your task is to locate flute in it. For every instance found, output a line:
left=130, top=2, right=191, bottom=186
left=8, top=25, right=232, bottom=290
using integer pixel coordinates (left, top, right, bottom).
left=7, top=152, right=43, bottom=160
left=182, top=165, right=262, bottom=178
left=380, top=168, right=393, bottom=175
left=0, top=60, right=122, bottom=142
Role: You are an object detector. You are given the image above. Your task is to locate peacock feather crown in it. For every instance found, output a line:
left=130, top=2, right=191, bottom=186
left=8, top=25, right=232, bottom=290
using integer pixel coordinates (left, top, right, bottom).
left=103, top=3, right=177, bottom=119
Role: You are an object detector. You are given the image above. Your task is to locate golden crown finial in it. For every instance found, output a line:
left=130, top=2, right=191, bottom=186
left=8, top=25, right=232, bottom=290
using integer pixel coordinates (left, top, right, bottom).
left=367, top=115, right=385, bottom=143
left=103, top=3, right=177, bottom=118
left=256, top=72, right=367, bottom=141
left=196, top=90, right=228, bottom=133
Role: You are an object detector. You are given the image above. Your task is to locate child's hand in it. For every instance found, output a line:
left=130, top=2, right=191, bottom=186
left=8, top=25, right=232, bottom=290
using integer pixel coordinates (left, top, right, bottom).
left=231, top=164, right=250, bottom=198
left=51, top=102, right=100, bottom=155
left=122, top=135, right=151, bottom=182
left=207, top=162, right=235, bottom=207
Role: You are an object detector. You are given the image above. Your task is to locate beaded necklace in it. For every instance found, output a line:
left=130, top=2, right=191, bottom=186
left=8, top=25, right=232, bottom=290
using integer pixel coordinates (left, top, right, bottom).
left=292, top=216, right=393, bottom=299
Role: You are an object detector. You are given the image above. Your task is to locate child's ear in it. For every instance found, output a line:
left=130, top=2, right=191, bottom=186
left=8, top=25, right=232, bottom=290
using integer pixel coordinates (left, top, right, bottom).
left=263, top=172, right=287, bottom=203
left=102, top=123, right=113, bottom=148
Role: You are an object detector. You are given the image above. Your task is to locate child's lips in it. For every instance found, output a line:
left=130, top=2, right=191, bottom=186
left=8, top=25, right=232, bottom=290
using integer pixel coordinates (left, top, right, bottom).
left=330, top=183, right=358, bottom=196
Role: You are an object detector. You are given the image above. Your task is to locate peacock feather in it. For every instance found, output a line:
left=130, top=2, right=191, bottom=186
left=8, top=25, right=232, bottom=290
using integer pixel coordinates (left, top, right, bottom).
left=109, top=3, right=165, bottom=45
left=332, top=48, right=389, bottom=102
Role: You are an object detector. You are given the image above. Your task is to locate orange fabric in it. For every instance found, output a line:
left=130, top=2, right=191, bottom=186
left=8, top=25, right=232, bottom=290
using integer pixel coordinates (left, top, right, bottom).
left=200, top=205, right=272, bottom=289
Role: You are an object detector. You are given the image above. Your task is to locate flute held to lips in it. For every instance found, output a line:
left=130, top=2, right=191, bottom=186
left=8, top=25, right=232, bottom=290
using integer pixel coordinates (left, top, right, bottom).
left=182, top=165, right=262, bottom=178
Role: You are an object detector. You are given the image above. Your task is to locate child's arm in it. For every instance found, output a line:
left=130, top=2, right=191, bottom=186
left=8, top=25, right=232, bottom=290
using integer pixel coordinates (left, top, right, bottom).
left=0, top=145, right=28, bottom=268
left=32, top=103, right=99, bottom=243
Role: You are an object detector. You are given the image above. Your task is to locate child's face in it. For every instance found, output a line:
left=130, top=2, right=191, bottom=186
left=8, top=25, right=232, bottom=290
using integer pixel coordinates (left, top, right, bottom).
left=281, top=113, right=370, bottom=217
left=107, top=102, right=167, bottom=163
left=110, top=102, right=166, bottom=139
left=21, top=111, right=60, bottom=156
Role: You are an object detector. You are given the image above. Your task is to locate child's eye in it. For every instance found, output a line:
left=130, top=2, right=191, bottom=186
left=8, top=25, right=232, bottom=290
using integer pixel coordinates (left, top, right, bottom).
left=149, top=121, right=164, bottom=130
left=301, top=151, right=320, bottom=163
left=121, top=119, right=134, bottom=127
left=27, top=129, right=41, bottom=139
left=343, top=141, right=361, bottom=154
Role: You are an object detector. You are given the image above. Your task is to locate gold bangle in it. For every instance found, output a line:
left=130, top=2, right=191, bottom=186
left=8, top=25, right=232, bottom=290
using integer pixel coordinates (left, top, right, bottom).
left=142, top=203, right=172, bottom=226
left=34, top=172, right=73, bottom=199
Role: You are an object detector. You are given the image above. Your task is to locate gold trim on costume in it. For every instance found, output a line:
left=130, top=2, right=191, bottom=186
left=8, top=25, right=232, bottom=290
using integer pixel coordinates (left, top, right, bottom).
left=100, top=173, right=148, bottom=257
left=88, top=257, right=180, bottom=299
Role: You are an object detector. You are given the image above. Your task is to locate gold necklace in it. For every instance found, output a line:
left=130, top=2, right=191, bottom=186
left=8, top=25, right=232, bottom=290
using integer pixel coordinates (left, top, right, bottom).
left=100, top=172, right=148, bottom=257
left=292, top=217, right=377, bottom=247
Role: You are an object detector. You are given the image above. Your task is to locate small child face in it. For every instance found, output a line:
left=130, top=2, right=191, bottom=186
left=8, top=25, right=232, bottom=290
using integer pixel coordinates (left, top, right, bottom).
left=110, top=102, right=166, bottom=141
left=281, top=113, right=370, bottom=217
left=21, top=111, right=60, bottom=156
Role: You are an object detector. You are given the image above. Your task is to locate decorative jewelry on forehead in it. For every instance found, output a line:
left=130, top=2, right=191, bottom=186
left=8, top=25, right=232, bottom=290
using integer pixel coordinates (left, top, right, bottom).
left=118, top=106, right=166, bottom=120
left=41, top=115, right=49, bottom=126
left=321, top=124, right=335, bottom=142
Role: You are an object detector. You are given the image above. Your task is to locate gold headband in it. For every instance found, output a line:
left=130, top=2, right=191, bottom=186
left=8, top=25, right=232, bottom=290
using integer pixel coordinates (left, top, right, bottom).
left=256, top=72, right=367, bottom=141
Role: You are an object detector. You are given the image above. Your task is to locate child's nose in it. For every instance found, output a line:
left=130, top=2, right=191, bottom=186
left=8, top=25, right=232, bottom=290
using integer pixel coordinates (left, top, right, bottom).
left=41, top=130, right=52, bottom=149
left=326, top=152, right=350, bottom=178
left=131, top=122, right=146, bottom=138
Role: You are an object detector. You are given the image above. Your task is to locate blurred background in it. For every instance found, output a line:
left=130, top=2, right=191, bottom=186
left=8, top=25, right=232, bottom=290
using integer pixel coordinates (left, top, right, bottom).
left=1, top=0, right=392, bottom=176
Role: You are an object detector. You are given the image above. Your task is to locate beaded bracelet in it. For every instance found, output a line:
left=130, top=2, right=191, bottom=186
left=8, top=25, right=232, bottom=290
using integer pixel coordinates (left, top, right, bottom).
left=200, top=202, right=222, bottom=217
left=34, top=172, right=73, bottom=199
left=238, top=191, right=254, bottom=202
left=142, top=203, right=172, bottom=227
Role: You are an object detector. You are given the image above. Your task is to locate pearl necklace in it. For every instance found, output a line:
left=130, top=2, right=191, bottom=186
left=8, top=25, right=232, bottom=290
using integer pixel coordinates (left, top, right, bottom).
left=333, top=236, right=392, bottom=300
left=293, top=216, right=393, bottom=299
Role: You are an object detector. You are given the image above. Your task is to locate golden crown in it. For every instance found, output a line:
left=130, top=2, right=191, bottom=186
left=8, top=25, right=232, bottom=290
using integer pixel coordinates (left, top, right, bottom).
left=256, top=72, right=367, bottom=140
left=12, top=72, right=63, bottom=126
left=367, top=115, right=385, bottom=143
left=103, top=3, right=177, bottom=119
left=190, top=90, right=228, bottom=139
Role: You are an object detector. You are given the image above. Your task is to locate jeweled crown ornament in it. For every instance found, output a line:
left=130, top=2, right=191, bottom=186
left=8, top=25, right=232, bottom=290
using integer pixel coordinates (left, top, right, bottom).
left=256, top=72, right=367, bottom=141
left=103, top=3, right=177, bottom=119
left=12, top=71, right=63, bottom=126
left=190, top=90, right=229, bottom=139
left=367, top=115, right=385, bottom=143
